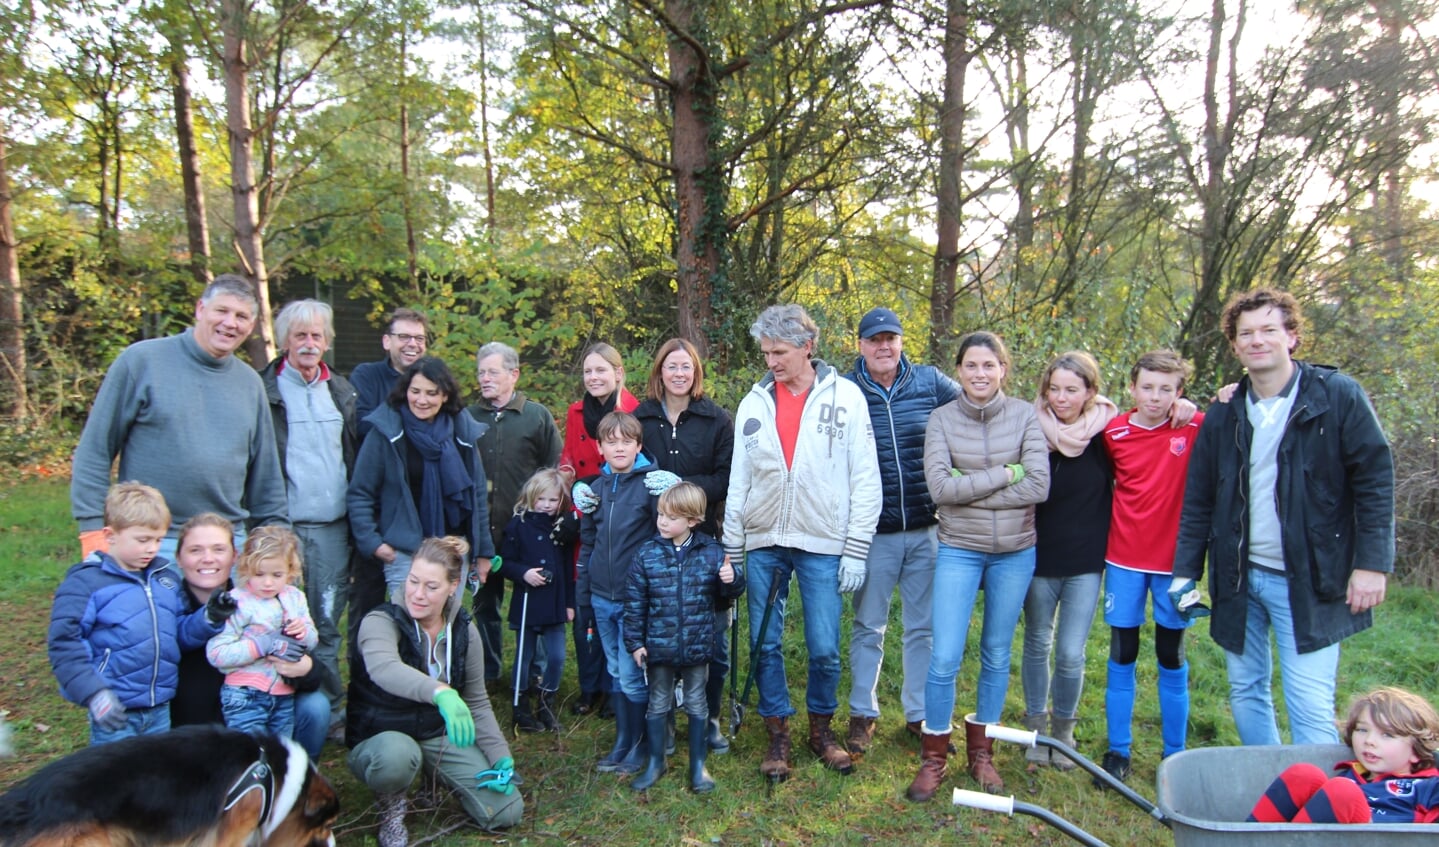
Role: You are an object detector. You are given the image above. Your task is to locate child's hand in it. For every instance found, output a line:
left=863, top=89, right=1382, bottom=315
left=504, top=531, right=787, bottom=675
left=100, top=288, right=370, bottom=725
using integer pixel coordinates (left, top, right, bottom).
left=719, top=559, right=735, bottom=583
left=524, top=568, right=548, bottom=587
left=282, top=618, right=307, bottom=639
left=632, top=647, right=647, bottom=667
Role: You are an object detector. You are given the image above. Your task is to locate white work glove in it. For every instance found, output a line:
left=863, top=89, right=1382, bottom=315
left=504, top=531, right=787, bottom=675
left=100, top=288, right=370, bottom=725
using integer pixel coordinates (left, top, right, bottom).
left=1166, top=577, right=1210, bottom=622
left=644, top=470, right=681, bottom=495
left=571, top=481, right=599, bottom=514
left=838, top=555, right=867, bottom=594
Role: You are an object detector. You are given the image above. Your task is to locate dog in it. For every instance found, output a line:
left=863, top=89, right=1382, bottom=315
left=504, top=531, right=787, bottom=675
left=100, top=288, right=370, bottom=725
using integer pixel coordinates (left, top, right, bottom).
left=0, top=724, right=338, bottom=847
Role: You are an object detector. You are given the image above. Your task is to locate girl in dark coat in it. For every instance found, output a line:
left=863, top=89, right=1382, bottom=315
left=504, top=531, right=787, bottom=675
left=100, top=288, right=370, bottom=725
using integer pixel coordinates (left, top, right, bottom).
left=498, top=469, right=576, bottom=732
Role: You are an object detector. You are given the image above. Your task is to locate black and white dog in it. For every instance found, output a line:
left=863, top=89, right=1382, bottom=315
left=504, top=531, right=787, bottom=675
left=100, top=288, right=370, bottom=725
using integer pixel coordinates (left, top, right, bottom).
left=0, top=725, right=338, bottom=847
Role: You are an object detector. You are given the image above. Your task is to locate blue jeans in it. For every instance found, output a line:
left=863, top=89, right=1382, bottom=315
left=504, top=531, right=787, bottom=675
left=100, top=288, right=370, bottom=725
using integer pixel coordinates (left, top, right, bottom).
left=573, top=605, right=612, bottom=696
left=591, top=594, right=647, bottom=703
left=1022, top=571, right=1101, bottom=718
left=221, top=684, right=296, bottom=739
left=292, top=690, right=331, bottom=760
left=925, top=545, right=1035, bottom=731
left=382, top=551, right=414, bottom=605
left=513, top=623, right=568, bottom=693
left=745, top=546, right=842, bottom=718
left=1225, top=569, right=1342, bottom=745
left=89, top=703, right=170, bottom=746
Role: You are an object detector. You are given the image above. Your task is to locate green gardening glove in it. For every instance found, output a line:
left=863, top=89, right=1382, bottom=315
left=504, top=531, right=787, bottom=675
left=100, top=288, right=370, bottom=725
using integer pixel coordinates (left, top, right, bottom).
left=434, top=688, right=475, bottom=747
left=1006, top=463, right=1026, bottom=483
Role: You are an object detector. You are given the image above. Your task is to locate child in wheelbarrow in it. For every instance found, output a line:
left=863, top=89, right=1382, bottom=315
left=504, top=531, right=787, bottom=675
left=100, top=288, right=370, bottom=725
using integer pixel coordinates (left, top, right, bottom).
left=1248, top=687, right=1439, bottom=824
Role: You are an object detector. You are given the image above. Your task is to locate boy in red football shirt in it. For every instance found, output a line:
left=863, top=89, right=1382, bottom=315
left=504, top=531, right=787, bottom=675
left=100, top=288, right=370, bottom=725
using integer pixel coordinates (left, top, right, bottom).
left=1097, top=350, right=1204, bottom=786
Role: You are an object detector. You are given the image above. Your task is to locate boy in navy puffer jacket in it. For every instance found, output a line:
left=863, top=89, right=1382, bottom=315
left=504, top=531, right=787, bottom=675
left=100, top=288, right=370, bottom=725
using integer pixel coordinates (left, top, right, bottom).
left=48, top=482, right=233, bottom=745
left=624, top=482, right=745, bottom=793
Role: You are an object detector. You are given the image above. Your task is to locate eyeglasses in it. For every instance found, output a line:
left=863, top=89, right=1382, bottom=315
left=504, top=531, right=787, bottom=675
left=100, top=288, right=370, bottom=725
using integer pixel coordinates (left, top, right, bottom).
left=389, top=333, right=427, bottom=345
left=663, top=363, right=694, bottom=374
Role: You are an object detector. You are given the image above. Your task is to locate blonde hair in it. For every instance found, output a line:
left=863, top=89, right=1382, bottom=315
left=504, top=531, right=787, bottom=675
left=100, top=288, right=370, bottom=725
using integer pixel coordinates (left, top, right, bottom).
left=1037, top=351, right=1101, bottom=414
left=177, top=512, right=235, bottom=551
left=515, top=468, right=570, bottom=516
left=236, top=526, right=303, bottom=585
left=657, top=481, right=706, bottom=522
left=414, top=536, right=470, bottom=587
left=104, top=481, right=171, bottom=532
left=1343, top=687, right=1439, bottom=770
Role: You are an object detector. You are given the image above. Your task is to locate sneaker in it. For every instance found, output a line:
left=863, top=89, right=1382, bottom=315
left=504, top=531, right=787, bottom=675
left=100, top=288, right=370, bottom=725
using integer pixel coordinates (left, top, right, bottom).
left=1093, top=751, right=1131, bottom=789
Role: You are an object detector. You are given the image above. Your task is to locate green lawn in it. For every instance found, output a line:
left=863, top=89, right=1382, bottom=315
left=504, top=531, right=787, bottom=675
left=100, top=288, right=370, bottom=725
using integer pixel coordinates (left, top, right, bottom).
left=0, top=477, right=1432, bottom=845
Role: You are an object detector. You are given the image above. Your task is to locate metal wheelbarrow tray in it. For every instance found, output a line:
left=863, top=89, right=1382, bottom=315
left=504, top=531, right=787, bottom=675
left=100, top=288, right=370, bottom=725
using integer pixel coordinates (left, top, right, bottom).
left=952, top=725, right=1439, bottom=846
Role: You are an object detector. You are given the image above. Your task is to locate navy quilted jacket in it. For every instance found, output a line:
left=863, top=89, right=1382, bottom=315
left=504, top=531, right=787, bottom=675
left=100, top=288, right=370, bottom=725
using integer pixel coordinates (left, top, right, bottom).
left=622, top=532, right=745, bottom=666
left=847, top=355, right=960, bottom=533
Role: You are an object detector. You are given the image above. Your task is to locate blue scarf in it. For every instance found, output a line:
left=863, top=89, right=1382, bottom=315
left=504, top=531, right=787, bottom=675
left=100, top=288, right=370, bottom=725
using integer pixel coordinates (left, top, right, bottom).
left=401, top=407, right=473, bottom=537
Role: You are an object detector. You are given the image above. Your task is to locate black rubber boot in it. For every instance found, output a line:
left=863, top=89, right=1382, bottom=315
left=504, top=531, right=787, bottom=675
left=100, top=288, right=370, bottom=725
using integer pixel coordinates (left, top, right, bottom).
left=630, top=715, right=670, bottom=791
left=614, top=699, right=651, bottom=775
left=597, top=693, right=635, bottom=772
left=688, top=716, right=716, bottom=793
left=705, top=679, right=729, bottom=753
left=665, top=710, right=676, bottom=756
left=538, top=689, right=563, bottom=732
left=513, top=688, right=543, bottom=733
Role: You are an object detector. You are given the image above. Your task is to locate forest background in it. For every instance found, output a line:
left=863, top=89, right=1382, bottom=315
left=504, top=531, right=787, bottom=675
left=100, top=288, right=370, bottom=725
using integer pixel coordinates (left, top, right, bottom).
left=1, top=0, right=1437, bottom=582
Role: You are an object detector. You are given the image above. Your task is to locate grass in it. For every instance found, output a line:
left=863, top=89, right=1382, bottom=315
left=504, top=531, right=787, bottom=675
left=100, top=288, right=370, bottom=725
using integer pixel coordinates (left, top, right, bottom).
left=1, top=476, right=1434, bottom=845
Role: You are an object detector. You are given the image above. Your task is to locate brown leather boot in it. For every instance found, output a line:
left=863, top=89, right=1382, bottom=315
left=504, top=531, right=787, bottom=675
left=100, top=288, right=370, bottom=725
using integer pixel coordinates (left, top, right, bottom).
left=905, top=726, right=951, bottom=802
left=846, top=715, right=876, bottom=756
left=808, top=712, right=854, bottom=774
left=964, top=713, right=1003, bottom=793
left=760, top=716, right=792, bottom=782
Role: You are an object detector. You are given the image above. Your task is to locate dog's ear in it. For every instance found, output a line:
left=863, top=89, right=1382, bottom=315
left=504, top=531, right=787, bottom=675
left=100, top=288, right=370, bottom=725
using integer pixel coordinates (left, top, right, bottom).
left=302, top=766, right=339, bottom=824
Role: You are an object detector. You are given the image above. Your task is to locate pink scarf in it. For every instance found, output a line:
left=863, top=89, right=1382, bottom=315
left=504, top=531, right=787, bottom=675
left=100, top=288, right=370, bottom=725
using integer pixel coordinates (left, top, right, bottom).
left=1034, top=394, right=1119, bottom=458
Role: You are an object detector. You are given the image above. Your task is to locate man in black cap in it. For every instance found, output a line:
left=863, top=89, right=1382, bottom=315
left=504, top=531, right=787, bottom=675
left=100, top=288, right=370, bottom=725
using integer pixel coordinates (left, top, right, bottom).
left=842, top=307, right=960, bottom=756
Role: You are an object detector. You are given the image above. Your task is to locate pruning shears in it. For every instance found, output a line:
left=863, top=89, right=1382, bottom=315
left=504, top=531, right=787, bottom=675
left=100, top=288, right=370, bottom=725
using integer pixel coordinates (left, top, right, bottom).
left=476, top=758, right=521, bottom=794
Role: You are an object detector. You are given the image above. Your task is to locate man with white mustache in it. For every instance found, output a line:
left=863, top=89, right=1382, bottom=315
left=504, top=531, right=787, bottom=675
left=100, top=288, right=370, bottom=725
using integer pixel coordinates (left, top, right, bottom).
left=72, top=274, right=288, bottom=564
left=260, top=299, right=358, bottom=733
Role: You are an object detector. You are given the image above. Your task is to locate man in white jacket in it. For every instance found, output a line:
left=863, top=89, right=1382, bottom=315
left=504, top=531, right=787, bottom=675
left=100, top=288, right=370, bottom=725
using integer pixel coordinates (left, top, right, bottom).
left=723, top=304, right=881, bottom=781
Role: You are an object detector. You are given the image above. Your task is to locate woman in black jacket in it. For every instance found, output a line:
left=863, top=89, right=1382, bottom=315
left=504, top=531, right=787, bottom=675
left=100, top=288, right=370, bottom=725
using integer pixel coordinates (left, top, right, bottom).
left=633, top=338, right=736, bottom=752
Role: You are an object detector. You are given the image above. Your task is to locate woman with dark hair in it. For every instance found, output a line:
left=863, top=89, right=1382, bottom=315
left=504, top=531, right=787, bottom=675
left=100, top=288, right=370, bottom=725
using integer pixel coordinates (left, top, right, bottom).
left=907, top=331, right=1049, bottom=802
left=559, top=342, right=639, bottom=716
left=634, top=337, right=735, bottom=752
left=348, top=356, right=494, bottom=617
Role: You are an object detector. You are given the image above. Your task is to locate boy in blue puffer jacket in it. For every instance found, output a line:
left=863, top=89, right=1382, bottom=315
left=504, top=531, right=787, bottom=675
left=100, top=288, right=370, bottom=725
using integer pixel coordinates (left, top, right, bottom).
left=48, top=482, right=235, bottom=745
left=624, top=482, right=745, bottom=793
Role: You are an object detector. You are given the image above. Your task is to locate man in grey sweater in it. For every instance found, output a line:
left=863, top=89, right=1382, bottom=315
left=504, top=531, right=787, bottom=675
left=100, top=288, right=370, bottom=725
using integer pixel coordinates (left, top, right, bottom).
left=71, top=275, right=288, bottom=563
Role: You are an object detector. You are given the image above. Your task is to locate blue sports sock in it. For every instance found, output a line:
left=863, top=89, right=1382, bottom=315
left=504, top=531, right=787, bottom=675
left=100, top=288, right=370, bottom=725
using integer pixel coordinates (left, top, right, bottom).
left=1157, top=662, right=1189, bottom=757
left=1105, top=659, right=1136, bottom=758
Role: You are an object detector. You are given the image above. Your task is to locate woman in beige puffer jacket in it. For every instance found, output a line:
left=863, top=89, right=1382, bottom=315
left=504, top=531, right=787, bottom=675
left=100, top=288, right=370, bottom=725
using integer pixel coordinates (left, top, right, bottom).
left=906, top=331, right=1050, bottom=803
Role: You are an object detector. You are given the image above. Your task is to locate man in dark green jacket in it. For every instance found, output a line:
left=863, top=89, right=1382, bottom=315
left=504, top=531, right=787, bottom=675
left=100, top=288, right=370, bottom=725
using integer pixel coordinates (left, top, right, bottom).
left=466, top=342, right=563, bottom=687
left=1171, top=288, right=1393, bottom=747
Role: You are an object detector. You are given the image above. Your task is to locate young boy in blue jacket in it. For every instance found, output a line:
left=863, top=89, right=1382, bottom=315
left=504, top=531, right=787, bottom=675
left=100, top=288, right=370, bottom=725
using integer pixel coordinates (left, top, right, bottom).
left=576, top=411, right=679, bottom=775
left=48, top=482, right=235, bottom=745
left=624, top=482, right=745, bottom=792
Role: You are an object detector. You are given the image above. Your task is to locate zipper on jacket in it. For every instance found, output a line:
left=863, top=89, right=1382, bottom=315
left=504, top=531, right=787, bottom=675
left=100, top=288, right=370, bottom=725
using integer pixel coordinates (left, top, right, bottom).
left=144, top=577, right=160, bottom=707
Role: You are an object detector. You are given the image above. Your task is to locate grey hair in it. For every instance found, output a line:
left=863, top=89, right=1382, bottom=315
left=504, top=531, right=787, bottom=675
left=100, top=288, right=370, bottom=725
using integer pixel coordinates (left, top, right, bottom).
left=750, top=304, right=819, bottom=350
left=201, top=274, right=259, bottom=310
left=274, top=299, right=335, bottom=345
left=477, top=341, right=519, bottom=372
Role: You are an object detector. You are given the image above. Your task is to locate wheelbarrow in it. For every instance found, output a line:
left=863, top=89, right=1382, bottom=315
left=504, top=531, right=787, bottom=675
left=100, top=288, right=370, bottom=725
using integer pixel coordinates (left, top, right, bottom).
left=951, top=723, right=1439, bottom=846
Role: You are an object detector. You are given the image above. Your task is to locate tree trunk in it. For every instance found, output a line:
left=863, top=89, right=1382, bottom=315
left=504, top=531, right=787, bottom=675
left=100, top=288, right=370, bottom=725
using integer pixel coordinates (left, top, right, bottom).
left=0, top=123, right=26, bottom=421
left=399, top=27, right=419, bottom=291
left=931, top=0, right=970, bottom=357
left=221, top=0, right=275, bottom=365
left=668, top=0, right=719, bottom=358
left=477, top=9, right=497, bottom=244
left=170, top=45, right=212, bottom=289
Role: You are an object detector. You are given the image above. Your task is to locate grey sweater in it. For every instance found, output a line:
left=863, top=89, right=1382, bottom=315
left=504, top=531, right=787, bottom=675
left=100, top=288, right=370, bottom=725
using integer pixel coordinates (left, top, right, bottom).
left=71, top=329, right=289, bottom=534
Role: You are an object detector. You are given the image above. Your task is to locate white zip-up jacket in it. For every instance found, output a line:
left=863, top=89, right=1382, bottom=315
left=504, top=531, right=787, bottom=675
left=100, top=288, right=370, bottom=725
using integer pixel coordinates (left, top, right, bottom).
left=723, top=359, right=881, bottom=563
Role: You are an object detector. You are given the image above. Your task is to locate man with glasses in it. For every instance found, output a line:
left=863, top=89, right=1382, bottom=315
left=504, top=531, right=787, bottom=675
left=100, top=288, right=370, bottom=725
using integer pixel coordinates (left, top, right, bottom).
left=350, top=308, right=428, bottom=439
left=466, top=342, right=563, bottom=695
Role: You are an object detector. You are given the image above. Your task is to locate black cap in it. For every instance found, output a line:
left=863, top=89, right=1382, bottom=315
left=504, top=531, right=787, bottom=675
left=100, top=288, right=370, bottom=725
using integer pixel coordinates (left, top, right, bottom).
left=858, top=307, right=903, bottom=339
